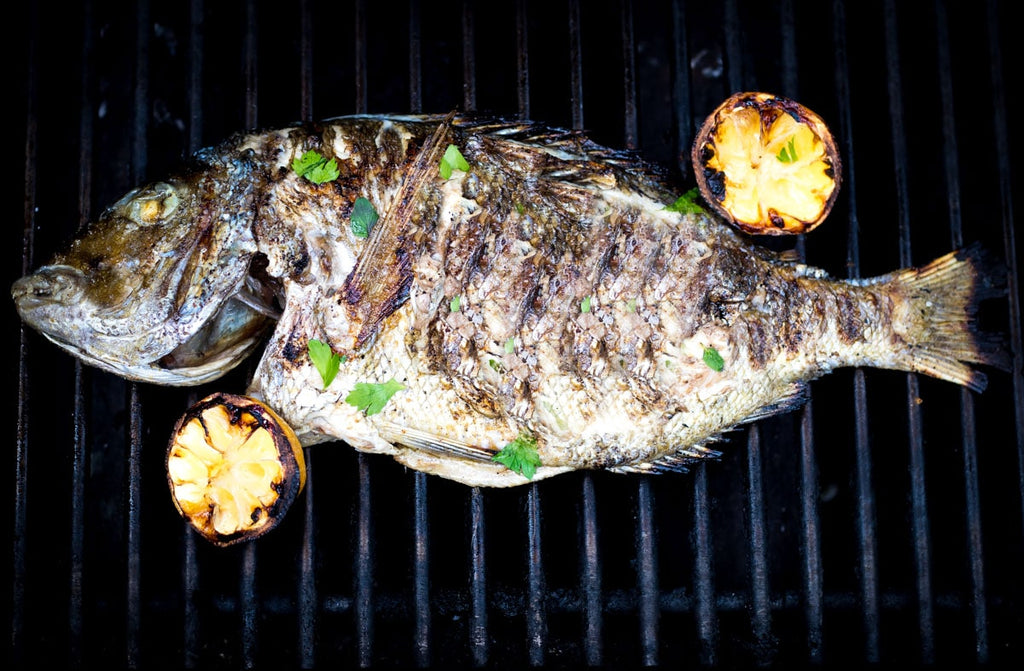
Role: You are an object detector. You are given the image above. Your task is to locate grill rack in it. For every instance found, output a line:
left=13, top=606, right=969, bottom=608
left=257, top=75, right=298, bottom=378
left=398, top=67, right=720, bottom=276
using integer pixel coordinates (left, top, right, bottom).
left=10, top=0, right=1023, bottom=668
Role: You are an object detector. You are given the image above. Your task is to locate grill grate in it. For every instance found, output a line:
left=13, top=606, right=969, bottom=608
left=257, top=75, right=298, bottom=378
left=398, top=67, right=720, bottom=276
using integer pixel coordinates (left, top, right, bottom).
left=10, top=0, right=1024, bottom=668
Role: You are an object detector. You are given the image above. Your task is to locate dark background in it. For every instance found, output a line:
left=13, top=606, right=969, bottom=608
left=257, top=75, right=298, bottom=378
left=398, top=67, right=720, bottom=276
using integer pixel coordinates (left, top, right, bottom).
left=6, top=0, right=1022, bottom=668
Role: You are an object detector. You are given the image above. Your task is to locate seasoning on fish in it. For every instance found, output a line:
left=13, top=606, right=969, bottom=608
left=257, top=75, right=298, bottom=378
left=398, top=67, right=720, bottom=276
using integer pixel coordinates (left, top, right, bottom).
left=693, top=91, right=841, bottom=235
left=12, top=112, right=1007, bottom=490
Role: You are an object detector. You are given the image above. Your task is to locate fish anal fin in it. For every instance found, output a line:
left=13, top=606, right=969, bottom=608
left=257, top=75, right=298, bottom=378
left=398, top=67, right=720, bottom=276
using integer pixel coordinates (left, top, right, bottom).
left=378, top=422, right=498, bottom=464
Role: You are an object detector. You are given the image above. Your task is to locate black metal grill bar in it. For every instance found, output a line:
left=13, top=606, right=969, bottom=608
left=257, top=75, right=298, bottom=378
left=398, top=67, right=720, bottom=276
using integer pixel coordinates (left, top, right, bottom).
left=297, top=2, right=318, bottom=666
left=882, top=0, right=936, bottom=662
left=407, top=4, right=431, bottom=668
left=779, top=0, right=826, bottom=661
left=984, top=0, right=1024, bottom=538
left=69, top=2, right=94, bottom=666
left=830, top=0, right=881, bottom=663
left=934, top=0, right=989, bottom=662
left=746, top=427, right=771, bottom=660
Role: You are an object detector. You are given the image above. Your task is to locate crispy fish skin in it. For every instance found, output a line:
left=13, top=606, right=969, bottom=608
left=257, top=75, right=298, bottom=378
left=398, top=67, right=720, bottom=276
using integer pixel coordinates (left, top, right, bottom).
left=12, top=114, right=1007, bottom=487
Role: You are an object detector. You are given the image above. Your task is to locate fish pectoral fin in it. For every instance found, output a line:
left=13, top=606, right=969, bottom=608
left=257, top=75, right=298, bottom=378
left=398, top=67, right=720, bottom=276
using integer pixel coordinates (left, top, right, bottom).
left=736, top=381, right=808, bottom=424
left=609, top=444, right=723, bottom=475
left=377, top=422, right=498, bottom=464
left=341, top=112, right=457, bottom=350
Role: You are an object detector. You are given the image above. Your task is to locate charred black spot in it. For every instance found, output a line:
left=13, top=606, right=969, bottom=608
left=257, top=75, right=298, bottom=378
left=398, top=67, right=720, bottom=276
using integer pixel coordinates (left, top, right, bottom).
left=837, top=292, right=864, bottom=344
left=281, top=337, right=303, bottom=363
left=704, top=168, right=727, bottom=202
left=769, top=210, right=786, bottom=228
left=745, top=318, right=770, bottom=369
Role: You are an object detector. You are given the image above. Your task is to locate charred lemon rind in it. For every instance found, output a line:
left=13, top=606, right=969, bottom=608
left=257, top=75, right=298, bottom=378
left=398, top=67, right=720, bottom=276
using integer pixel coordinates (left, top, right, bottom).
left=692, top=91, right=842, bottom=236
left=167, top=392, right=306, bottom=547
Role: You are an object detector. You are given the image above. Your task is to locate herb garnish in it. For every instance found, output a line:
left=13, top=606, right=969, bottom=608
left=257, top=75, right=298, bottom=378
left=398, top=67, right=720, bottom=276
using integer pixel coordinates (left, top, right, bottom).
left=492, top=432, right=542, bottom=479
left=292, top=150, right=340, bottom=184
left=703, top=346, right=725, bottom=372
left=450, top=295, right=461, bottom=312
left=439, top=144, right=470, bottom=179
left=664, top=187, right=706, bottom=214
left=350, top=197, right=379, bottom=238
left=345, top=378, right=405, bottom=417
left=504, top=337, right=516, bottom=353
left=308, top=339, right=344, bottom=389
left=776, top=137, right=798, bottom=164
left=581, top=296, right=592, bottom=313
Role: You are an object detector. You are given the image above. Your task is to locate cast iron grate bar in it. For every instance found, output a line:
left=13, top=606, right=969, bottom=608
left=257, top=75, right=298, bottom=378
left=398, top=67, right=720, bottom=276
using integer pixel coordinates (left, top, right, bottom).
left=776, top=0, right=826, bottom=661
left=883, top=0, right=936, bottom=662
left=125, top=1, right=151, bottom=666
left=14, top=0, right=40, bottom=665
left=831, top=0, right=881, bottom=663
left=515, top=2, right=548, bottom=665
left=297, top=1, right=318, bottom=667
left=934, top=0, right=989, bottom=662
left=406, top=4, right=432, bottom=666
left=353, top=7, right=375, bottom=666
left=985, top=0, right=1024, bottom=536
left=70, top=1, right=95, bottom=666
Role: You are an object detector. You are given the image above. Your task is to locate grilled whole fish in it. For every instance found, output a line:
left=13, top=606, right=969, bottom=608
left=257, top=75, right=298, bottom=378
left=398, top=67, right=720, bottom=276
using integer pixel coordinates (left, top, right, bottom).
left=12, top=114, right=1006, bottom=486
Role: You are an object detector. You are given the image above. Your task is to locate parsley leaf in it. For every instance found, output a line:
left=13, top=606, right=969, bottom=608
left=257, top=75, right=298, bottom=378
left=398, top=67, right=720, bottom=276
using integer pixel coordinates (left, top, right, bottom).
left=626, top=298, right=636, bottom=313
left=439, top=144, right=470, bottom=179
left=492, top=432, right=542, bottom=479
left=450, top=295, right=461, bottom=312
left=308, top=339, right=343, bottom=388
left=292, top=150, right=340, bottom=184
left=664, top=187, right=706, bottom=214
left=504, top=336, right=516, bottom=353
left=350, top=197, right=379, bottom=238
left=703, top=346, right=725, bottom=372
left=776, top=137, right=798, bottom=164
left=581, top=295, right=592, bottom=313
left=345, top=378, right=405, bottom=416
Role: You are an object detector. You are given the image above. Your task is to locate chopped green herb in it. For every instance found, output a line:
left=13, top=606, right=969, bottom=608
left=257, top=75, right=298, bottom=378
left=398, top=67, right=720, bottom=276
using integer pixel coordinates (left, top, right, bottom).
left=626, top=298, right=636, bottom=313
left=450, top=295, right=461, bottom=312
left=504, top=337, right=516, bottom=353
left=514, top=202, right=526, bottom=215
left=345, top=378, right=405, bottom=416
left=292, top=150, right=340, bottom=184
left=488, top=358, right=503, bottom=373
left=350, top=197, right=379, bottom=238
left=308, top=339, right=343, bottom=389
left=703, top=346, right=725, bottom=372
left=776, top=137, right=798, bottom=164
left=581, top=296, right=592, bottom=313
left=664, top=187, right=705, bottom=214
left=492, top=432, right=542, bottom=479
left=439, top=143, right=471, bottom=179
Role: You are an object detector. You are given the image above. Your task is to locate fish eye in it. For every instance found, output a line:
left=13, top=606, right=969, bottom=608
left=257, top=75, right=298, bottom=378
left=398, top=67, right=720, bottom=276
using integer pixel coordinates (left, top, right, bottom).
left=128, top=182, right=180, bottom=225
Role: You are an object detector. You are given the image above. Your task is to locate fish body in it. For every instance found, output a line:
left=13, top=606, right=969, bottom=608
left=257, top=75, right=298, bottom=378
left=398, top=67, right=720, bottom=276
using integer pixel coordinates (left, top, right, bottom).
left=12, top=114, right=1006, bottom=487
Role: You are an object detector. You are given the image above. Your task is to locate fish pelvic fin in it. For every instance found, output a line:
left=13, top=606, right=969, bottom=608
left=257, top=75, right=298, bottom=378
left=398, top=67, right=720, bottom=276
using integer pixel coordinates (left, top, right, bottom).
left=888, top=243, right=1009, bottom=392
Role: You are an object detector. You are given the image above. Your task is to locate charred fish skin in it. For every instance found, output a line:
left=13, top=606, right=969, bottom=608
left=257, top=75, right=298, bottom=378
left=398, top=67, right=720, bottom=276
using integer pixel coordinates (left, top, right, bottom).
left=239, top=115, right=1005, bottom=486
left=12, top=114, right=1006, bottom=487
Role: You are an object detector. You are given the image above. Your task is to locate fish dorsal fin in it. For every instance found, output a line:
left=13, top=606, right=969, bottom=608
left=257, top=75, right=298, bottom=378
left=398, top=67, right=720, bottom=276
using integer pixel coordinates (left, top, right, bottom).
left=340, top=112, right=456, bottom=351
left=377, top=421, right=498, bottom=464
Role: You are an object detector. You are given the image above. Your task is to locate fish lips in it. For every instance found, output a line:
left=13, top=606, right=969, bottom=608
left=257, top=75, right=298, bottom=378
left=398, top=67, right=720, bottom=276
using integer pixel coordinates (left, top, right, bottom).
left=13, top=257, right=270, bottom=386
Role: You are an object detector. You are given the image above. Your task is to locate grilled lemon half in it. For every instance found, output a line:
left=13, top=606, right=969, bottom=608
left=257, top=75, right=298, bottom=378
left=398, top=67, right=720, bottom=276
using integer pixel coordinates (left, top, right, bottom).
left=167, top=393, right=306, bottom=546
left=692, top=91, right=841, bottom=235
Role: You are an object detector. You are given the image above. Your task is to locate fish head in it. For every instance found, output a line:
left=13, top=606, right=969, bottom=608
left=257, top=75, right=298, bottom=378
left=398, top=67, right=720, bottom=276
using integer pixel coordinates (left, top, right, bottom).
left=12, top=150, right=273, bottom=385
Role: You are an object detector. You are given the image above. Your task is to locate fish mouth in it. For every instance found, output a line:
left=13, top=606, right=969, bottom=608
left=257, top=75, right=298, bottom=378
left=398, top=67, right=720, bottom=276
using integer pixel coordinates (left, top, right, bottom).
left=13, top=265, right=277, bottom=386
left=11, top=265, right=86, bottom=310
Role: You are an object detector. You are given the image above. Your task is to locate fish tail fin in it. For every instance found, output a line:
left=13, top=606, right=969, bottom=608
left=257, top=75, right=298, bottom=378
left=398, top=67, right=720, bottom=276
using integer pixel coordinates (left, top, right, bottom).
left=891, top=243, right=1009, bottom=392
